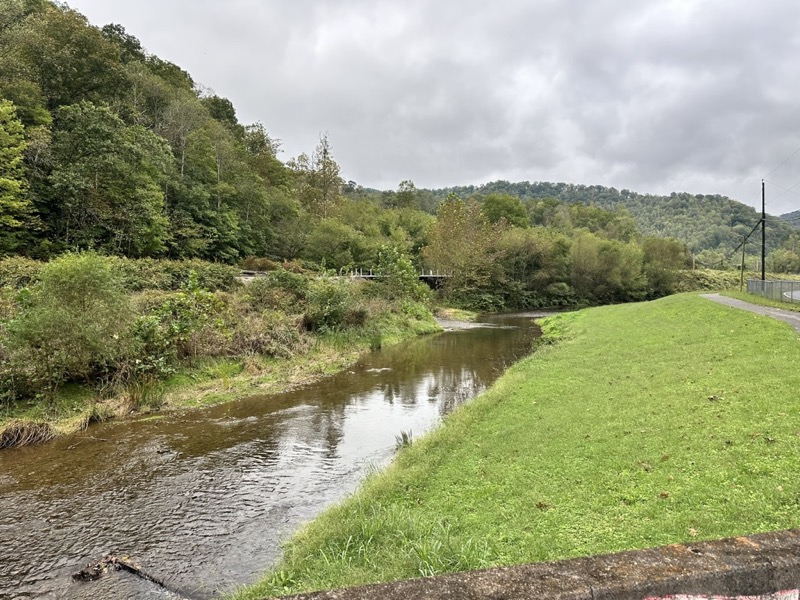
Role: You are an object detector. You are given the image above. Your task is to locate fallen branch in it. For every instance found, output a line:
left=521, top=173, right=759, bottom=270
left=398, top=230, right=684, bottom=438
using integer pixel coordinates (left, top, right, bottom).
left=73, top=553, right=168, bottom=589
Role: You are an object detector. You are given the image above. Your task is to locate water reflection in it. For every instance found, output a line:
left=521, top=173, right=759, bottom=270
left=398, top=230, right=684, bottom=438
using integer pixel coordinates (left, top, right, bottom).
left=0, top=314, right=540, bottom=599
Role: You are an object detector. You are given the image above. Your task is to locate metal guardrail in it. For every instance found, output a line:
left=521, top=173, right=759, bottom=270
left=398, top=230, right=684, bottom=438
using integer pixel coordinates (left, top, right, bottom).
left=747, top=279, right=800, bottom=304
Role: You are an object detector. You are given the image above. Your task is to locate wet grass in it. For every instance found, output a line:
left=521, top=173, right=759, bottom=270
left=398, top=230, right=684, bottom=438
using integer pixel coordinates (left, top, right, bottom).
left=232, top=293, right=800, bottom=598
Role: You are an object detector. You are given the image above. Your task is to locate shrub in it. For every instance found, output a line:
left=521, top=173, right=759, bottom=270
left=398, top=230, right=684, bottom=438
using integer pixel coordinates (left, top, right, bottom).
left=245, top=279, right=296, bottom=312
left=0, top=257, right=44, bottom=289
left=3, top=252, right=134, bottom=398
left=244, top=269, right=308, bottom=312
left=113, top=258, right=240, bottom=292
left=303, top=277, right=353, bottom=332
left=146, top=272, right=223, bottom=361
left=241, top=256, right=280, bottom=272
left=230, top=311, right=311, bottom=358
left=376, top=245, right=429, bottom=301
left=268, top=269, right=309, bottom=300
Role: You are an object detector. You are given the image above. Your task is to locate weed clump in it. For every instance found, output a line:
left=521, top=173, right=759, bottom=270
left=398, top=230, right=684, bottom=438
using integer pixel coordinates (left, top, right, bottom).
left=0, top=420, right=55, bottom=449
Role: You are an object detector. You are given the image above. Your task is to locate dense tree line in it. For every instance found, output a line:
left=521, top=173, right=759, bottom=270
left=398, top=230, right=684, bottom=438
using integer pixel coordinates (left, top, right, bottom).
left=428, top=181, right=795, bottom=261
left=3, top=0, right=799, bottom=316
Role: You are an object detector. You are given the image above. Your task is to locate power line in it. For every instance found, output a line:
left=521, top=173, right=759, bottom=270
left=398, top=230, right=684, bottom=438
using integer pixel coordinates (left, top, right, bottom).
left=725, top=219, right=763, bottom=262
left=764, top=179, right=800, bottom=202
left=764, top=145, right=800, bottom=179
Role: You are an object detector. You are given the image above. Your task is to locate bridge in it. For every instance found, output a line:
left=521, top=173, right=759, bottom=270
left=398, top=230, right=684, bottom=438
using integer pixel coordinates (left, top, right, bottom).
left=343, top=269, right=448, bottom=288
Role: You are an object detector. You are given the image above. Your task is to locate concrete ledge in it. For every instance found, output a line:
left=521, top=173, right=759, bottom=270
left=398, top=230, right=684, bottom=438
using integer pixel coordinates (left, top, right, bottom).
left=276, top=529, right=800, bottom=600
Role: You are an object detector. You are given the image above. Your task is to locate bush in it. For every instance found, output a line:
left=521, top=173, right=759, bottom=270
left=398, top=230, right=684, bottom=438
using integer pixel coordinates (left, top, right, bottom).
left=303, top=277, right=354, bottom=332
left=244, top=269, right=309, bottom=312
left=0, top=257, right=45, bottom=289
left=230, top=311, right=311, bottom=358
left=241, top=256, right=280, bottom=272
left=3, top=252, right=134, bottom=398
left=376, top=245, right=429, bottom=301
left=113, top=258, right=240, bottom=292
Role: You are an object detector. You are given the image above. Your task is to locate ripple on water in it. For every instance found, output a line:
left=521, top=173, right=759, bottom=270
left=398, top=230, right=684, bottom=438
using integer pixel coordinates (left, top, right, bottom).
left=0, top=316, right=539, bottom=599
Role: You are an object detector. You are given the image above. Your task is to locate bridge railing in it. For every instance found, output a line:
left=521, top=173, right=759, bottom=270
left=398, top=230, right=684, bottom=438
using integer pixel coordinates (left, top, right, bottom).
left=747, top=279, right=800, bottom=304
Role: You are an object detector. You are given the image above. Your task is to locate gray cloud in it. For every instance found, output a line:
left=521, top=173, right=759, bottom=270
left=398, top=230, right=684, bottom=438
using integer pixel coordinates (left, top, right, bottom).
left=67, top=0, right=800, bottom=212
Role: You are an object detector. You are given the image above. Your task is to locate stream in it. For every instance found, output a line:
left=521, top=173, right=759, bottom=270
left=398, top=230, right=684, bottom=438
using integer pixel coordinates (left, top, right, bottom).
left=0, top=314, right=542, bottom=599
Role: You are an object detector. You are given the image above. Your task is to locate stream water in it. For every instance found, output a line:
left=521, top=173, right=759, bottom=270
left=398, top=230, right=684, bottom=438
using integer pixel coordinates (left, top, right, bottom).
left=0, top=314, right=541, bottom=599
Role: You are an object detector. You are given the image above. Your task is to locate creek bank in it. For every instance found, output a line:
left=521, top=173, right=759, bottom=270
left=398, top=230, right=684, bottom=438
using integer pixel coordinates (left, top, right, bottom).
left=232, top=294, right=800, bottom=598
left=0, top=312, right=539, bottom=600
left=0, top=314, right=442, bottom=450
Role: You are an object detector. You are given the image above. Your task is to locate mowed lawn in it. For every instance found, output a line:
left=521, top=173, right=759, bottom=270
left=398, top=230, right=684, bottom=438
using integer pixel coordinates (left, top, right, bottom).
left=233, top=293, right=800, bottom=598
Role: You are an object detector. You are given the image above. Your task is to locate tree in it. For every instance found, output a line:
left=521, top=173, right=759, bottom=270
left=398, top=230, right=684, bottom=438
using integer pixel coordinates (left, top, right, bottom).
left=641, top=237, right=689, bottom=297
left=570, top=231, right=646, bottom=303
left=495, top=226, right=571, bottom=306
left=289, top=133, right=343, bottom=217
left=391, top=180, right=419, bottom=209
left=482, top=192, right=529, bottom=227
left=201, top=94, right=244, bottom=137
left=10, top=4, right=128, bottom=110
left=101, top=23, right=145, bottom=64
left=423, top=196, right=506, bottom=308
left=376, top=244, right=426, bottom=301
left=0, top=99, right=32, bottom=251
left=47, top=101, right=172, bottom=256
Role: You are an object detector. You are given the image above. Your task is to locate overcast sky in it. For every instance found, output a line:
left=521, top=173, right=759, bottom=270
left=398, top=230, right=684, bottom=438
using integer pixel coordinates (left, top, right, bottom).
left=66, top=0, right=800, bottom=214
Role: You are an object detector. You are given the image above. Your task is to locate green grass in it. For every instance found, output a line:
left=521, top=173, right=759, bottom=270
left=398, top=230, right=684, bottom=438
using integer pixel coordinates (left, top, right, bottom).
left=0, top=383, right=94, bottom=423
left=434, top=307, right=479, bottom=322
left=722, top=289, right=800, bottom=313
left=232, top=293, right=800, bottom=598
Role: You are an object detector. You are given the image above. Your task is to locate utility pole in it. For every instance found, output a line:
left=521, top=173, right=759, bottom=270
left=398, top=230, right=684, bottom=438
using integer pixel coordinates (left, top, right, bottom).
left=740, top=237, right=747, bottom=291
left=762, top=179, right=766, bottom=281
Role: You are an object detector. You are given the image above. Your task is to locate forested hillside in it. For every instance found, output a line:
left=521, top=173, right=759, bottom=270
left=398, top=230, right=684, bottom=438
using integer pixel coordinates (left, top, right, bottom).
left=427, top=181, right=794, bottom=257
left=3, top=0, right=800, bottom=314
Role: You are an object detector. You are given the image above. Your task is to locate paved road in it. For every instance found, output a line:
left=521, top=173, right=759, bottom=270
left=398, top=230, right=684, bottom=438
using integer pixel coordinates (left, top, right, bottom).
left=702, top=293, right=800, bottom=333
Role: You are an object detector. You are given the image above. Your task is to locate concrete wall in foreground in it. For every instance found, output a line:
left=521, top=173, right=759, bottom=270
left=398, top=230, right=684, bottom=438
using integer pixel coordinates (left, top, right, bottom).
left=277, top=529, right=800, bottom=600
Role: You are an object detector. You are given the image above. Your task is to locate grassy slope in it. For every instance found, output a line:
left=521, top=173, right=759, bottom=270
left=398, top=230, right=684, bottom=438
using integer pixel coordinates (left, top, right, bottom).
left=234, top=293, right=800, bottom=598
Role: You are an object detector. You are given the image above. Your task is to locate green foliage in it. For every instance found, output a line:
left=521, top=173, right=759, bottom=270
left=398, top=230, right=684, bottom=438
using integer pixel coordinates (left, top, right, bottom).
left=0, top=99, right=32, bottom=249
left=3, top=252, right=133, bottom=397
left=642, top=237, right=690, bottom=297
left=288, top=134, right=343, bottom=218
left=481, top=193, right=529, bottom=227
left=244, top=269, right=308, bottom=312
left=0, top=1, right=750, bottom=314
left=423, top=197, right=505, bottom=308
left=495, top=227, right=571, bottom=308
left=0, top=256, right=43, bottom=288
left=112, top=258, right=240, bottom=291
left=569, top=231, right=646, bottom=304
left=432, top=180, right=793, bottom=255
left=0, top=256, right=239, bottom=291
left=152, top=272, right=223, bottom=360
left=376, top=245, right=428, bottom=302
left=303, top=277, right=354, bottom=332
left=303, top=219, right=371, bottom=271
left=230, top=310, right=310, bottom=358
left=768, top=248, right=800, bottom=273
left=47, top=101, right=172, bottom=255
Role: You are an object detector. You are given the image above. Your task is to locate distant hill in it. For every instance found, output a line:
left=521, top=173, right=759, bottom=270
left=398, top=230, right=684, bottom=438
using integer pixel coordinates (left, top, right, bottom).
left=425, top=181, right=792, bottom=254
left=779, top=210, right=800, bottom=229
